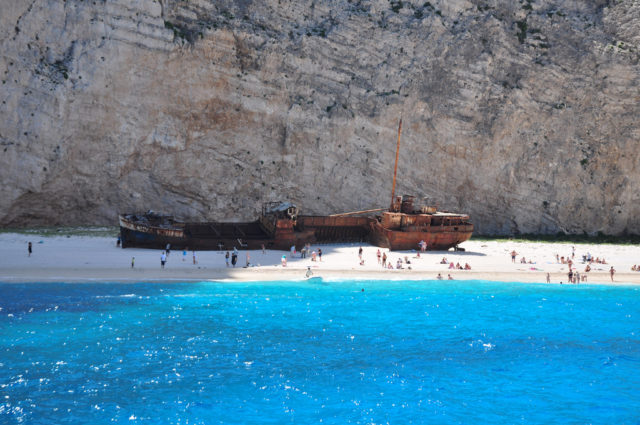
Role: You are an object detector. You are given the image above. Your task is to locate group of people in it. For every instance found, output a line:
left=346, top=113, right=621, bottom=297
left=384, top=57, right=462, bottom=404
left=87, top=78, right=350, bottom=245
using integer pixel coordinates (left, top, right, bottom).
left=582, top=251, right=607, bottom=264
left=388, top=256, right=412, bottom=270
left=545, top=272, right=589, bottom=284
left=154, top=245, right=264, bottom=269
left=418, top=240, right=428, bottom=252
left=515, top=246, right=620, bottom=283
left=448, top=261, right=472, bottom=270
left=225, top=248, right=240, bottom=267
left=373, top=249, right=472, bottom=272
left=556, top=251, right=607, bottom=265
left=293, top=243, right=321, bottom=262
left=377, top=249, right=388, bottom=267
left=136, top=244, right=253, bottom=269
left=119, top=237, right=629, bottom=283
left=156, top=245, right=199, bottom=269
left=439, top=257, right=471, bottom=269
left=281, top=244, right=322, bottom=267
left=374, top=248, right=408, bottom=269
left=511, top=250, right=539, bottom=265
left=567, top=269, right=587, bottom=284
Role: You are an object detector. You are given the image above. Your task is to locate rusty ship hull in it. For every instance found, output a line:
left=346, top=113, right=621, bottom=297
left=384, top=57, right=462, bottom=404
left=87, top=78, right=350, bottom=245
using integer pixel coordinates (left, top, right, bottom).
left=119, top=205, right=316, bottom=251
left=297, top=215, right=371, bottom=243
left=120, top=206, right=472, bottom=252
left=368, top=196, right=473, bottom=251
left=370, top=225, right=474, bottom=251
left=119, top=217, right=288, bottom=251
left=369, top=214, right=473, bottom=251
left=119, top=212, right=372, bottom=251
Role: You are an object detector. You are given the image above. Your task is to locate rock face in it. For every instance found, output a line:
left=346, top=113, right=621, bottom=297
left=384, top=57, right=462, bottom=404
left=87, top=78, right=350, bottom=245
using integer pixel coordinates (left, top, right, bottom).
left=1, top=0, right=639, bottom=235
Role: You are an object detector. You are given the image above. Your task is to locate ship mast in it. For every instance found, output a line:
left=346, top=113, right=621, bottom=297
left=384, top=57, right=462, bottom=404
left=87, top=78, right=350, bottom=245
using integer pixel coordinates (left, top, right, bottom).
left=390, top=118, right=402, bottom=210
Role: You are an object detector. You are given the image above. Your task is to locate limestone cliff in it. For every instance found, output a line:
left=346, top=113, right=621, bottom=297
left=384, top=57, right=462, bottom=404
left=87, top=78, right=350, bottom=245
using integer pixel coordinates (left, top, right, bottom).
left=1, top=0, right=639, bottom=235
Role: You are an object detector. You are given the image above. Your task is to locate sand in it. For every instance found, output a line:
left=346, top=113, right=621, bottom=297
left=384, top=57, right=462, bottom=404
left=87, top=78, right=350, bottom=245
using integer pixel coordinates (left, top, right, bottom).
left=1, top=233, right=640, bottom=285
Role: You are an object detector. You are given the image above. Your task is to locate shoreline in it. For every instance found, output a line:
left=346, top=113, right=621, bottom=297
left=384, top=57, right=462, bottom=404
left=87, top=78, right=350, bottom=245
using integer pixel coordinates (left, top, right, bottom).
left=2, top=233, right=640, bottom=286
left=0, top=269, right=637, bottom=286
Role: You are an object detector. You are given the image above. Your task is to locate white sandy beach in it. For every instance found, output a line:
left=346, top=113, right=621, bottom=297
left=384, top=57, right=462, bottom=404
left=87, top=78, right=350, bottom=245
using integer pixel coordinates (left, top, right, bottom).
left=2, top=233, right=640, bottom=285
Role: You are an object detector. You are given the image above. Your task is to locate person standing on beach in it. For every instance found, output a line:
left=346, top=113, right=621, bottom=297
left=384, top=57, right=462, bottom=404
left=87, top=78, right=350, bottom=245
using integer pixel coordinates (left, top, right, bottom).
left=510, top=250, right=517, bottom=263
left=419, top=240, right=426, bottom=252
left=183, top=248, right=187, bottom=262
left=192, top=251, right=197, bottom=265
left=610, top=266, right=615, bottom=281
left=225, top=251, right=230, bottom=267
left=231, top=251, right=238, bottom=267
left=161, top=251, right=167, bottom=269
left=546, top=273, right=550, bottom=283
left=377, top=249, right=381, bottom=264
left=166, top=244, right=171, bottom=256
left=358, top=247, right=363, bottom=260
left=382, top=252, right=387, bottom=268
left=131, top=257, right=135, bottom=269
left=318, top=248, right=322, bottom=261
left=28, top=242, right=32, bottom=257
left=261, top=244, right=266, bottom=255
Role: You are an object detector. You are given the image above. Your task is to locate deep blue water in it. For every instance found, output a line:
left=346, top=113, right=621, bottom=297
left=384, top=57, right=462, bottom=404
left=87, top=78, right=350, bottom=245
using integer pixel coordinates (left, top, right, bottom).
left=0, top=280, right=639, bottom=424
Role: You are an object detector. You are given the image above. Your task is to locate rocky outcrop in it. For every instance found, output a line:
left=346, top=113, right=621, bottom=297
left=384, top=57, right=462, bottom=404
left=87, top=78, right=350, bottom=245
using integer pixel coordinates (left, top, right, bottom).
left=1, top=0, right=639, bottom=235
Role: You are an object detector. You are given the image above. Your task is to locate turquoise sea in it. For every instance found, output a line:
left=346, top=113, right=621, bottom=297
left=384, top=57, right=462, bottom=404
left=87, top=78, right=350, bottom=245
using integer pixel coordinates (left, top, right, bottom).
left=0, top=279, right=638, bottom=424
